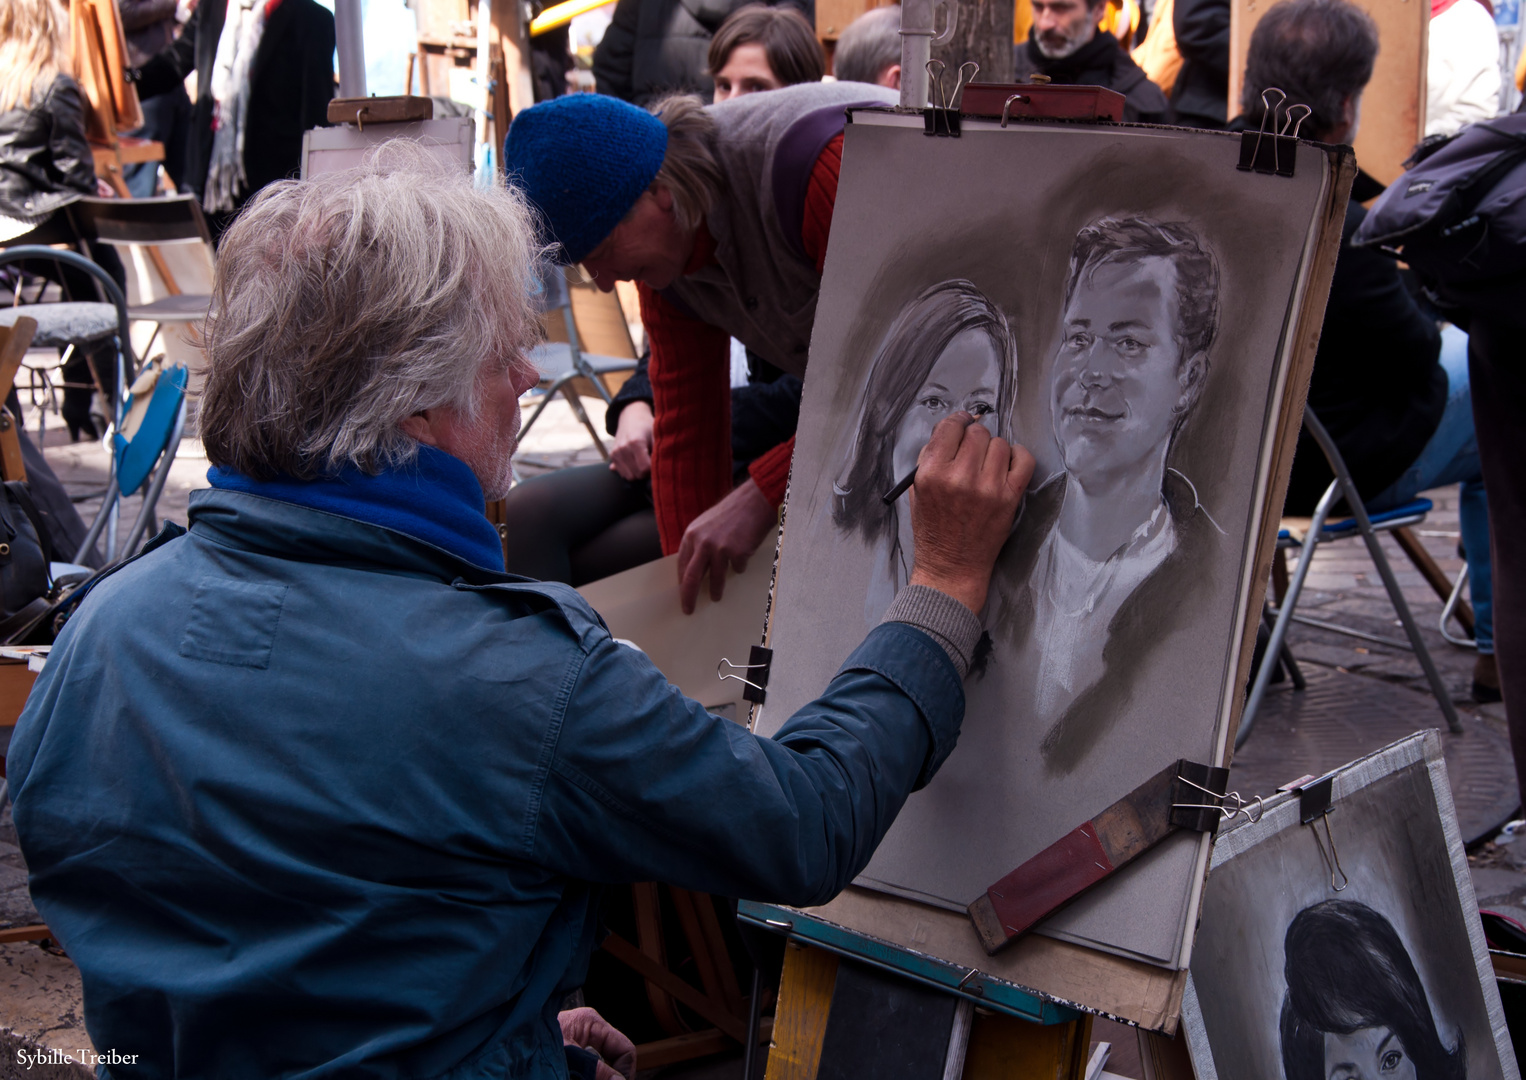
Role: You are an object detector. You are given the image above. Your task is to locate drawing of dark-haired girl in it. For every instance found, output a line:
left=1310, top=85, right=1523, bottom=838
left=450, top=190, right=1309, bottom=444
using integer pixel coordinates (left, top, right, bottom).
left=1281, top=900, right=1466, bottom=1080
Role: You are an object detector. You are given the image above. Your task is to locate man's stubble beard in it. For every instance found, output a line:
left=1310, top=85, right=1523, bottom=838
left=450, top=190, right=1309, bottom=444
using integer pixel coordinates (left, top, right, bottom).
left=1034, top=20, right=1096, bottom=58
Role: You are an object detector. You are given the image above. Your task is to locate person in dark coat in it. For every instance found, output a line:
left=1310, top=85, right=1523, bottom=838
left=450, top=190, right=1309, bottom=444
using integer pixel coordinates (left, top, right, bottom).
left=593, top=0, right=814, bottom=105
left=1170, top=0, right=1230, bottom=128
left=118, top=0, right=192, bottom=197
left=1247, top=0, right=1498, bottom=701
left=1015, top=0, right=1169, bottom=122
left=0, top=0, right=128, bottom=441
left=130, top=0, right=334, bottom=233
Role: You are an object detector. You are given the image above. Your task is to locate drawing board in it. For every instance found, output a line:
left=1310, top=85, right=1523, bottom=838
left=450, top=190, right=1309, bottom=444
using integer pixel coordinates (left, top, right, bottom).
left=756, top=110, right=1353, bottom=998
left=1184, top=732, right=1519, bottom=1079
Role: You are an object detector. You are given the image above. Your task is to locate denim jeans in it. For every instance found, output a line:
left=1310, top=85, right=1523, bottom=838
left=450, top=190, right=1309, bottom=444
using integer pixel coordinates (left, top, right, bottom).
left=1367, top=325, right=1492, bottom=653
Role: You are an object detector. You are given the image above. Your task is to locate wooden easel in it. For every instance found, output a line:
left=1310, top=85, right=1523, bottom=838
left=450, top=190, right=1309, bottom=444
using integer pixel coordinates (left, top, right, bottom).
left=0, top=319, right=37, bottom=484
left=740, top=903, right=1095, bottom=1080
left=68, top=0, right=185, bottom=299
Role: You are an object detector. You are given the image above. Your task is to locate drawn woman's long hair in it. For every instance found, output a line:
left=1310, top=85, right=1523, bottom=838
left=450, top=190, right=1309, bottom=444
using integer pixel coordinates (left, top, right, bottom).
left=1280, top=900, right=1466, bottom=1080
left=832, top=279, right=1016, bottom=545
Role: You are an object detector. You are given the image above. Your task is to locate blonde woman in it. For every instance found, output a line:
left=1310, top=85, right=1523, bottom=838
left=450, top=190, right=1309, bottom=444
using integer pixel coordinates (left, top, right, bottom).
left=0, top=0, right=126, bottom=440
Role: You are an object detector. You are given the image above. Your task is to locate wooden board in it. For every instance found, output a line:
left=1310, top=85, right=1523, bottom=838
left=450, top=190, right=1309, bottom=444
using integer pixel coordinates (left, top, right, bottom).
left=1228, top=0, right=1426, bottom=185
left=70, top=0, right=143, bottom=141
left=793, top=888, right=1190, bottom=1033
left=816, top=0, right=893, bottom=43
left=755, top=130, right=1357, bottom=1034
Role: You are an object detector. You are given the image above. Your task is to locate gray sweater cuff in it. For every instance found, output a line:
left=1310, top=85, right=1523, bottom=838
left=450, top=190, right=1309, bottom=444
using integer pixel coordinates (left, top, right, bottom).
left=880, top=585, right=982, bottom=680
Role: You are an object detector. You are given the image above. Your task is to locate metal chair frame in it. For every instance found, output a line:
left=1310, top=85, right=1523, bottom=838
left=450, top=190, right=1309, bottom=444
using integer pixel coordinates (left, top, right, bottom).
left=1237, top=406, right=1462, bottom=749
left=1440, top=563, right=1476, bottom=648
left=0, top=246, right=185, bottom=566
left=517, top=268, right=638, bottom=461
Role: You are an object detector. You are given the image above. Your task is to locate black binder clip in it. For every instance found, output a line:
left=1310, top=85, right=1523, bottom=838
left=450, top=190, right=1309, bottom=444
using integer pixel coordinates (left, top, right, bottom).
left=1283, top=771, right=1349, bottom=891
left=924, top=60, right=978, bottom=137
left=1170, top=759, right=1261, bottom=836
left=718, top=645, right=773, bottom=705
left=1238, top=88, right=1311, bottom=178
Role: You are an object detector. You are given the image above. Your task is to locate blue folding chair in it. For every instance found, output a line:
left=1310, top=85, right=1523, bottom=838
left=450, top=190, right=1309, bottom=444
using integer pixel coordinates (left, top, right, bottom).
left=70, top=362, right=188, bottom=567
left=1237, top=406, right=1463, bottom=748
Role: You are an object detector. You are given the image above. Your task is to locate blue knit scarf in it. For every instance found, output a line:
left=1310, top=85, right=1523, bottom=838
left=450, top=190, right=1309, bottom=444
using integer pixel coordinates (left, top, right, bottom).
left=207, top=445, right=506, bottom=572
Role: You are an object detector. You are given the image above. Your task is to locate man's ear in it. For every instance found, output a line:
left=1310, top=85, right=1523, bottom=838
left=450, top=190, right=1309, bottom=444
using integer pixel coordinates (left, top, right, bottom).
left=650, top=185, right=674, bottom=215
left=399, top=411, right=443, bottom=447
left=881, top=63, right=902, bottom=90
left=1176, top=352, right=1207, bottom=413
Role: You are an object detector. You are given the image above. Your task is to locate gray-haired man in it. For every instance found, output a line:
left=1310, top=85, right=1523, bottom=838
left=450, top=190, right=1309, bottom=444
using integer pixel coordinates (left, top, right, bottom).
left=6, top=154, right=1035, bottom=1079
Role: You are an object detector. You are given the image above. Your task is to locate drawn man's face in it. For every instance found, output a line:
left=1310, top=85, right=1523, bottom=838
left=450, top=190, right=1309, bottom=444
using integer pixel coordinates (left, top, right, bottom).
left=1050, top=256, right=1203, bottom=492
left=1322, top=1026, right=1417, bottom=1080
left=891, top=329, right=1002, bottom=482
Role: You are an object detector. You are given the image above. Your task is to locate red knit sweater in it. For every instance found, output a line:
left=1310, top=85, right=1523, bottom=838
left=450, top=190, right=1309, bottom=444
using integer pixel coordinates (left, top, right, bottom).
left=639, top=133, right=843, bottom=555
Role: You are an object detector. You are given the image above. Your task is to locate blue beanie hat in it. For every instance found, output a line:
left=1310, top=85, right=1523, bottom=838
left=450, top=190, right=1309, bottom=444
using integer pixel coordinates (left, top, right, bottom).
left=504, top=95, right=669, bottom=265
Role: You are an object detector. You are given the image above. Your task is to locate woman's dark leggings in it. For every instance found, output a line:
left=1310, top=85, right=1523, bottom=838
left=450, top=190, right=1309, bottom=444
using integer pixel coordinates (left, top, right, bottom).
left=500, top=464, right=663, bottom=586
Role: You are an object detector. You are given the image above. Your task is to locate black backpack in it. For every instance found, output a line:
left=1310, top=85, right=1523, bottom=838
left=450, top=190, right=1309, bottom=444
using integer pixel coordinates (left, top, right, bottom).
left=1352, top=113, right=1526, bottom=285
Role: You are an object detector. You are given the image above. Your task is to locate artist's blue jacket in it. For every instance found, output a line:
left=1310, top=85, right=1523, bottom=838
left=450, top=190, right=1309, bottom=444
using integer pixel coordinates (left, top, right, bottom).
left=6, top=448, right=965, bottom=1080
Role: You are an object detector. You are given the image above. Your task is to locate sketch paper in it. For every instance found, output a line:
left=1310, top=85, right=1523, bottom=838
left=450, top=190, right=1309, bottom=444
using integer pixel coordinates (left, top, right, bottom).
left=758, top=114, right=1341, bottom=967
left=577, top=534, right=774, bottom=717
left=1183, top=732, right=1519, bottom=1080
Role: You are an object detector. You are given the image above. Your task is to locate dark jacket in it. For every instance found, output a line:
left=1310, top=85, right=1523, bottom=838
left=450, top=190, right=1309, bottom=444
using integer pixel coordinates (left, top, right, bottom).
left=992, top=469, right=1221, bottom=775
left=1170, top=0, right=1229, bottom=128
left=119, top=0, right=180, bottom=68
left=1014, top=31, right=1170, bottom=123
left=0, top=75, right=97, bottom=225
left=134, top=0, right=334, bottom=210
left=9, top=481, right=964, bottom=1078
left=593, top=0, right=813, bottom=105
left=1284, top=195, right=1448, bottom=513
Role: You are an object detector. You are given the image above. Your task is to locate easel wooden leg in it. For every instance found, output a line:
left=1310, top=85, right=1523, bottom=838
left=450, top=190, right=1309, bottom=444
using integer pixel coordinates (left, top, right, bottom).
left=765, top=943, right=838, bottom=1080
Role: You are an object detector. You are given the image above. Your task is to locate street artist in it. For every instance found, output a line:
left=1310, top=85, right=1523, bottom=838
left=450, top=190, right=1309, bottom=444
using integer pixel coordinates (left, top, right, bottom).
left=6, top=153, right=1037, bottom=1078
left=501, top=82, right=896, bottom=612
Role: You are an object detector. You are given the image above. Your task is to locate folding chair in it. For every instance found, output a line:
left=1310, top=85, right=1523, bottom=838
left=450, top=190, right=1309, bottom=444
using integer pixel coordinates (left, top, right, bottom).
left=1237, top=406, right=1462, bottom=748
left=71, top=360, right=188, bottom=567
left=0, top=245, right=133, bottom=446
left=65, top=195, right=215, bottom=360
left=517, top=265, right=639, bottom=460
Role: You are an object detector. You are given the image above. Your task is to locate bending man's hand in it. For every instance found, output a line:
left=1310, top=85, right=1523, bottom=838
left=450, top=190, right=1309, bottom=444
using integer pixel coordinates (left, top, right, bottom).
left=608, top=401, right=653, bottom=481
left=907, top=412, right=1036, bottom=615
left=677, top=478, right=776, bottom=614
left=559, top=1007, right=637, bottom=1080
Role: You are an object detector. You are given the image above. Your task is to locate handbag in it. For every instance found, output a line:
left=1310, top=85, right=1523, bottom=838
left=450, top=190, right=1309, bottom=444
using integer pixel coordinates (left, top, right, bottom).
left=1352, top=114, right=1526, bottom=285
left=0, top=481, right=57, bottom=644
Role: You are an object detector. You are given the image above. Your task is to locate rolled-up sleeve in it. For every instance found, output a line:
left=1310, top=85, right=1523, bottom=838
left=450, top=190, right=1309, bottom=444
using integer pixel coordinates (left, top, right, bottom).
left=529, top=621, right=963, bottom=907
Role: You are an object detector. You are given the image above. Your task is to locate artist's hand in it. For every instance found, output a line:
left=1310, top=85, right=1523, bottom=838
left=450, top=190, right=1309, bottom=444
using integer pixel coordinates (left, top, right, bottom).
left=96, top=178, right=117, bottom=198
left=677, top=478, right=776, bottom=615
left=908, top=412, right=1035, bottom=615
left=608, top=401, right=653, bottom=481
left=558, top=1007, right=636, bottom=1080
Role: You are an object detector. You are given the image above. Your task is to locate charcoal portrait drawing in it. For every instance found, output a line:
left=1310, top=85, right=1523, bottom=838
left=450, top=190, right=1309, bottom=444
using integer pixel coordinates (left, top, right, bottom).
left=1280, top=901, right=1466, bottom=1080
left=832, top=279, right=1017, bottom=626
left=994, top=216, right=1227, bottom=774
left=759, top=116, right=1344, bottom=965
left=1185, top=735, right=1514, bottom=1080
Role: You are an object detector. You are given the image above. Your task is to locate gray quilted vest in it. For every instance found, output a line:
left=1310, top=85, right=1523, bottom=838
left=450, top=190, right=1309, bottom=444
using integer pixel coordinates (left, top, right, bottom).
left=661, top=81, right=898, bottom=378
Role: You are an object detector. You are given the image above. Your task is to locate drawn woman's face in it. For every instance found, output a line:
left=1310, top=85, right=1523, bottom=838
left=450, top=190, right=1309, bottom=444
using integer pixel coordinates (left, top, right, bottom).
left=890, top=329, right=1003, bottom=482
left=1323, top=1027, right=1417, bottom=1080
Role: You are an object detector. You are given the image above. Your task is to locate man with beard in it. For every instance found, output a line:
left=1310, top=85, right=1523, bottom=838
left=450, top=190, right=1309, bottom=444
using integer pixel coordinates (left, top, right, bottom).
left=995, top=215, right=1222, bottom=773
left=1016, top=0, right=1169, bottom=123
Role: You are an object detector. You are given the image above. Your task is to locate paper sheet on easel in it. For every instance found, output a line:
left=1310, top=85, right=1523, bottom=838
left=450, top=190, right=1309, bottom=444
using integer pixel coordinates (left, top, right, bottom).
left=577, top=529, right=777, bottom=722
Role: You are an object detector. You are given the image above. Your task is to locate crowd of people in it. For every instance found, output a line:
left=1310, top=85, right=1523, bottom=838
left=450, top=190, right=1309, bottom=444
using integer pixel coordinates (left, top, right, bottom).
left=1, top=0, right=1524, bottom=1074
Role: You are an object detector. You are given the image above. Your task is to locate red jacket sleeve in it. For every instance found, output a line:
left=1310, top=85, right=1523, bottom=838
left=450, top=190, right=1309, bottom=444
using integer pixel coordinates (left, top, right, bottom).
left=744, top=133, right=841, bottom=506
left=639, top=285, right=733, bottom=556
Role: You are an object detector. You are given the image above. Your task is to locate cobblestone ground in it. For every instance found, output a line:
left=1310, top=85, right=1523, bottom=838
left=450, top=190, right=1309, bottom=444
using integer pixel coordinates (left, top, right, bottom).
left=14, top=392, right=1521, bottom=1079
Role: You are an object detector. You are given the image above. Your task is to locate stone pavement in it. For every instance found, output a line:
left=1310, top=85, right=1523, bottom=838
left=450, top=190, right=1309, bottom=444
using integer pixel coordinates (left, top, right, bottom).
left=9, top=391, right=1519, bottom=1079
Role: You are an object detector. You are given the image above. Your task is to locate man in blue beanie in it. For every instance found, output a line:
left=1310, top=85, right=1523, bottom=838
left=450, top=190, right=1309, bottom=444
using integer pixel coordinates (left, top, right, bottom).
left=504, top=81, right=895, bottom=614
left=8, top=149, right=1037, bottom=1077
